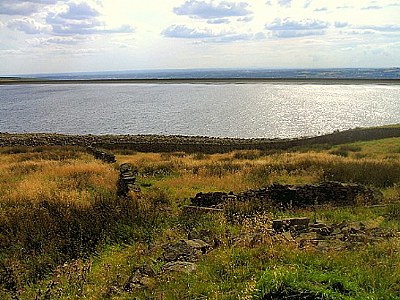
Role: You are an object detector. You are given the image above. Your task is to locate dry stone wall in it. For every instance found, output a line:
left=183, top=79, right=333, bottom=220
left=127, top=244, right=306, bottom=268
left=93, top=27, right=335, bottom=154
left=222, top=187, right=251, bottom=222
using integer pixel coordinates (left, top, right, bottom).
left=87, top=146, right=116, bottom=163
left=191, top=182, right=381, bottom=208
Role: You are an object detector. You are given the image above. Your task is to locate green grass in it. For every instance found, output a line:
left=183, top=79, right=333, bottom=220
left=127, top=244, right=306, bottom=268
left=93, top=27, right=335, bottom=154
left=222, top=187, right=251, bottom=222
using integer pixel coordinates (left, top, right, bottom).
left=254, top=240, right=400, bottom=299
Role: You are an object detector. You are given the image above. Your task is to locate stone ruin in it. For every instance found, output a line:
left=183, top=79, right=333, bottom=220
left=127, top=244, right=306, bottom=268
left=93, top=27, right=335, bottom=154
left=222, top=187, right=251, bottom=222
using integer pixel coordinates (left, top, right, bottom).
left=191, top=182, right=382, bottom=209
left=117, top=163, right=137, bottom=197
left=87, top=146, right=116, bottom=163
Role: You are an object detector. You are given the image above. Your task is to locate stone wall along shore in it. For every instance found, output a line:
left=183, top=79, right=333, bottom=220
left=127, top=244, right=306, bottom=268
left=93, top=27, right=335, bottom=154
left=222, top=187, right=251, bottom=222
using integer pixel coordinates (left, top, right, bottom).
left=0, top=125, right=399, bottom=153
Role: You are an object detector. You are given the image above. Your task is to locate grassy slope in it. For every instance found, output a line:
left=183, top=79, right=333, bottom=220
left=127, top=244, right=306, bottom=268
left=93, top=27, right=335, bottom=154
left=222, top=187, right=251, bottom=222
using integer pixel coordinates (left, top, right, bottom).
left=0, top=136, right=399, bottom=299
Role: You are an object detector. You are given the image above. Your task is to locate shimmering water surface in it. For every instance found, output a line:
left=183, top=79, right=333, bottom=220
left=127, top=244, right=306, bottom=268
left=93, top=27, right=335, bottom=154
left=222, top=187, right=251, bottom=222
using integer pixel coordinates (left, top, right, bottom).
left=0, top=83, right=399, bottom=138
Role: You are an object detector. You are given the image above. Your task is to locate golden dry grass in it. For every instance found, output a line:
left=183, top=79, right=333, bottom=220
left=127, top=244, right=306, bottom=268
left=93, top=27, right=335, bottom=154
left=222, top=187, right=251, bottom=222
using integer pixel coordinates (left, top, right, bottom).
left=0, top=150, right=118, bottom=207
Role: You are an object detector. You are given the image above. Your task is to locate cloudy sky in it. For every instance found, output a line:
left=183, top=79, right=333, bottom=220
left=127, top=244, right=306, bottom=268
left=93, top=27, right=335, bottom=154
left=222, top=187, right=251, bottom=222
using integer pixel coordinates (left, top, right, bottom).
left=0, top=0, right=399, bottom=75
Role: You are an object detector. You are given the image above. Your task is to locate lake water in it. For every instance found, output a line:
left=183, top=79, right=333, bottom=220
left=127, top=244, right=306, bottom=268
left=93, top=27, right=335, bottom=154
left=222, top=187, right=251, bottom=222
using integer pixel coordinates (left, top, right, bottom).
left=0, top=83, right=399, bottom=138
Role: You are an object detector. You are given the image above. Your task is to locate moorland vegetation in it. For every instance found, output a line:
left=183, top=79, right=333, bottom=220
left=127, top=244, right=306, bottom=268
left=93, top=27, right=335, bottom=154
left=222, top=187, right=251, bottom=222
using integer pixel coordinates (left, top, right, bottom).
left=0, top=129, right=399, bottom=299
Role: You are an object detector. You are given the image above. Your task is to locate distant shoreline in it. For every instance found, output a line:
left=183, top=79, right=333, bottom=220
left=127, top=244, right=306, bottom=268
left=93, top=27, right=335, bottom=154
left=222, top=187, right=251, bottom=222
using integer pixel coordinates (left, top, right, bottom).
left=1, top=78, right=400, bottom=85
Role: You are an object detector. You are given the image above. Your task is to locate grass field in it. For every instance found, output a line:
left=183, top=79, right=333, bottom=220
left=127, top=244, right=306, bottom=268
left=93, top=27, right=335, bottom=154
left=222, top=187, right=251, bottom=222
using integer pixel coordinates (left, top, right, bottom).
left=0, top=135, right=399, bottom=299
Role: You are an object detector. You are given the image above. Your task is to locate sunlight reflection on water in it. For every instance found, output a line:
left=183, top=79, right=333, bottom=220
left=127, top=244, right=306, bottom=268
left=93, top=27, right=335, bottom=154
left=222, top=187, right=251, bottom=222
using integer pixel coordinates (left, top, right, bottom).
left=0, top=83, right=399, bottom=138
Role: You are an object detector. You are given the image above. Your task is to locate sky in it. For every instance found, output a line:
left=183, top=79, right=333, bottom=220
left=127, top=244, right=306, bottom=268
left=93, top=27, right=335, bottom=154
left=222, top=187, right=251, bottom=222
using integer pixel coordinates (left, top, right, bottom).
left=0, top=0, right=399, bottom=75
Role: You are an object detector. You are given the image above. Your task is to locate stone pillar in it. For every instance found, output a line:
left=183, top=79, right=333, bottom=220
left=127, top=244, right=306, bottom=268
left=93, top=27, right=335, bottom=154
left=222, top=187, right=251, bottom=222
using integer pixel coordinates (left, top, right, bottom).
left=117, top=163, right=137, bottom=197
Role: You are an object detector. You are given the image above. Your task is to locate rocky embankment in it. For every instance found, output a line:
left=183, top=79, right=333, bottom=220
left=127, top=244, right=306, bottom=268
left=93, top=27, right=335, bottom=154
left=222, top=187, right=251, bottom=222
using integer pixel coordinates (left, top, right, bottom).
left=0, top=126, right=399, bottom=153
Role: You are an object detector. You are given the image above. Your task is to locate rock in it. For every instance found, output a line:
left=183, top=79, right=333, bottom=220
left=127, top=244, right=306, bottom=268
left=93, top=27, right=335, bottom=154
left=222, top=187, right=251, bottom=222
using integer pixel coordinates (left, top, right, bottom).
left=123, top=271, right=154, bottom=291
left=296, top=232, right=318, bottom=241
left=186, top=239, right=211, bottom=254
left=334, top=233, right=345, bottom=241
left=272, top=217, right=310, bottom=232
left=123, top=263, right=156, bottom=292
left=309, top=222, right=328, bottom=229
left=162, top=261, right=197, bottom=274
left=188, top=229, right=214, bottom=244
left=316, top=226, right=333, bottom=236
left=162, top=239, right=210, bottom=262
left=191, top=192, right=229, bottom=207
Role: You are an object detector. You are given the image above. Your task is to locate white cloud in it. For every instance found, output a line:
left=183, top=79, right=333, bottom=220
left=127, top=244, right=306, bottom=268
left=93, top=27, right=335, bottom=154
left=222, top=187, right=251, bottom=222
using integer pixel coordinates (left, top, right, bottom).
left=277, top=0, right=292, bottom=8
left=162, top=25, right=218, bottom=39
left=45, top=2, right=134, bottom=35
left=266, top=18, right=330, bottom=38
left=304, top=0, right=312, bottom=9
left=0, top=0, right=59, bottom=16
left=358, top=25, right=400, bottom=32
left=27, top=36, right=91, bottom=46
left=162, top=24, right=264, bottom=43
left=207, top=18, right=230, bottom=24
left=334, top=21, right=348, bottom=28
left=314, top=7, right=328, bottom=12
left=266, top=18, right=329, bottom=31
left=237, top=16, right=253, bottom=22
left=173, top=0, right=252, bottom=19
left=7, top=17, right=49, bottom=34
left=361, top=5, right=382, bottom=10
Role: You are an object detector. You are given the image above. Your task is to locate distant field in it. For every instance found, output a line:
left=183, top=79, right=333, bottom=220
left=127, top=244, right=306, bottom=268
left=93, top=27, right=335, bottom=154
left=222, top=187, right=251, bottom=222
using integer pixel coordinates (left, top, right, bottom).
left=0, top=131, right=399, bottom=299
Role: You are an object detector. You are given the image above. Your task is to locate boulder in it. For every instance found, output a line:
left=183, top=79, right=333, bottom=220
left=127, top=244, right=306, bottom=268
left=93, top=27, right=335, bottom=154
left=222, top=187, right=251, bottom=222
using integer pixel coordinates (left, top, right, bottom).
left=162, top=239, right=211, bottom=262
left=162, top=261, right=197, bottom=274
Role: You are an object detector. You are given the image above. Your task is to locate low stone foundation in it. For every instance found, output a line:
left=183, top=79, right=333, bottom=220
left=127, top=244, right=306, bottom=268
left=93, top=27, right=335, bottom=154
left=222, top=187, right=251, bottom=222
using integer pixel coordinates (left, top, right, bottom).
left=191, top=182, right=381, bottom=209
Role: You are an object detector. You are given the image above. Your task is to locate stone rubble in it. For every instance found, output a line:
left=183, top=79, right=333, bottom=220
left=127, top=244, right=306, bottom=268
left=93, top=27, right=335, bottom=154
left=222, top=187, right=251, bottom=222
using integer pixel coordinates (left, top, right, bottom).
left=122, top=236, right=213, bottom=293
left=271, top=217, right=399, bottom=251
